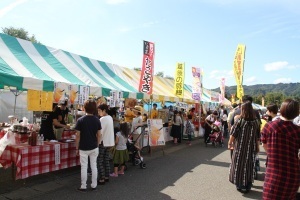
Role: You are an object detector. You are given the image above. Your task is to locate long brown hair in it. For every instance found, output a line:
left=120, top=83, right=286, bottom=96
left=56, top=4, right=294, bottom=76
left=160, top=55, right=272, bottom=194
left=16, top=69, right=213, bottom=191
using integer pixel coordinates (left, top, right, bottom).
left=240, top=101, right=256, bottom=120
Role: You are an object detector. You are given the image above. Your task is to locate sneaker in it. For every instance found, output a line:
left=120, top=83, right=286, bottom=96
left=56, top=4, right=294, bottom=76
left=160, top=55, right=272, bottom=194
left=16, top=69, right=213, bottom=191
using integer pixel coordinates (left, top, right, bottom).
left=118, top=171, right=124, bottom=175
left=77, top=188, right=87, bottom=193
left=91, top=187, right=98, bottom=191
left=109, top=173, right=118, bottom=177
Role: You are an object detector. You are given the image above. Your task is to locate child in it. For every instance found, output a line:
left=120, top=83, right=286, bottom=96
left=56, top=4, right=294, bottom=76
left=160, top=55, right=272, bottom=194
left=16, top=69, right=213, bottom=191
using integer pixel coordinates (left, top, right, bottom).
left=185, top=114, right=194, bottom=145
left=110, top=122, right=129, bottom=177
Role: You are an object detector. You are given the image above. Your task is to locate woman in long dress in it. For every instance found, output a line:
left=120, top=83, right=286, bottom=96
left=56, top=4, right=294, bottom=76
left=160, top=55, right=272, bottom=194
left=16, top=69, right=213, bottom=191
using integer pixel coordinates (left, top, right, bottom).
left=228, top=101, right=260, bottom=193
left=261, top=99, right=300, bottom=200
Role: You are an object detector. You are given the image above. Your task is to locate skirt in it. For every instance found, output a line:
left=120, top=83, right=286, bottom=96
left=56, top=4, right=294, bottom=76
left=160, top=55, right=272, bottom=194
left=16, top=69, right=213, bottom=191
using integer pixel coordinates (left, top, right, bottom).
left=113, top=149, right=129, bottom=165
left=170, top=125, right=181, bottom=138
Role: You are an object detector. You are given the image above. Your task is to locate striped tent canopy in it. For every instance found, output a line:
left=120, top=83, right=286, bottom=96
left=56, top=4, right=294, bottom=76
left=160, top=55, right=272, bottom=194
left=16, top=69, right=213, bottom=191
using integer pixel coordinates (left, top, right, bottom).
left=0, top=33, right=220, bottom=104
left=0, top=33, right=149, bottom=99
left=111, top=64, right=196, bottom=103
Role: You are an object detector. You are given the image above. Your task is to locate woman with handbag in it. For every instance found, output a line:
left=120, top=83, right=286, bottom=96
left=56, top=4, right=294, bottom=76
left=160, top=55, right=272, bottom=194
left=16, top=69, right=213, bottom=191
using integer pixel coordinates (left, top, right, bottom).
left=228, top=101, right=261, bottom=193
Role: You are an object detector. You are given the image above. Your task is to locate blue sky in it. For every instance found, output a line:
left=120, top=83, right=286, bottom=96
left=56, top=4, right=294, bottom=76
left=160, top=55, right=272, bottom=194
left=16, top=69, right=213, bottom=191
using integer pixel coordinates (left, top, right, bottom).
left=0, top=0, right=299, bottom=89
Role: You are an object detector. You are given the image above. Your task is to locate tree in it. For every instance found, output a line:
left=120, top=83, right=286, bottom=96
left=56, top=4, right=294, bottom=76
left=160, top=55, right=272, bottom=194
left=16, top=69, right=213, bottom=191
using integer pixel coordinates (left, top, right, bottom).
left=2, top=27, right=40, bottom=43
left=155, top=71, right=164, bottom=77
left=165, top=75, right=174, bottom=80
left=133, top=67, right=141, bottom=71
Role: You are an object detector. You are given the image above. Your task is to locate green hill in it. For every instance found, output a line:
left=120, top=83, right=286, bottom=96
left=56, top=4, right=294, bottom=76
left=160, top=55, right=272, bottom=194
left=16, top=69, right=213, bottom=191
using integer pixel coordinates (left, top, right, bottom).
left=212, top=82, right=300, bottom=105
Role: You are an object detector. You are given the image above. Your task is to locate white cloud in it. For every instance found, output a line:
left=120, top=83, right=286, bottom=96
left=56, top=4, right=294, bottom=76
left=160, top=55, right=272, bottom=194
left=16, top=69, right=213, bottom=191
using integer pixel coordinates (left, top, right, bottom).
left=264, top=61, right=297, bottom=71
left=106, top=0, right=129, bottom=5
left=117, top=21, right=159, bottom=33
left=0, top=0, right=28, bottom=19
left=273, top=77, right=292, bottom=84
left=117, top=26, right=133, bottom=33
left=245, top=76, right=257, bottom=84
left=209, top=69, right=233, bottom=79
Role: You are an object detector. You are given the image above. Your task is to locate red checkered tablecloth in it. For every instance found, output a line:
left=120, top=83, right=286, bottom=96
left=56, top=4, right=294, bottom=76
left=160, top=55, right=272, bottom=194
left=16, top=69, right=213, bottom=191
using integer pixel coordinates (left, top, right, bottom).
left=62, top=130, right=76, bottom=139
left=0, top=141, right=79, bottom=180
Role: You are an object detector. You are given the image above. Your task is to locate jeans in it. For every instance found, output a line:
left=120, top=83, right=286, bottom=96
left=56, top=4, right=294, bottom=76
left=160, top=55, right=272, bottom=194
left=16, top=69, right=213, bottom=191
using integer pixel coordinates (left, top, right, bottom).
left=79, top=148, right=99, bottom=189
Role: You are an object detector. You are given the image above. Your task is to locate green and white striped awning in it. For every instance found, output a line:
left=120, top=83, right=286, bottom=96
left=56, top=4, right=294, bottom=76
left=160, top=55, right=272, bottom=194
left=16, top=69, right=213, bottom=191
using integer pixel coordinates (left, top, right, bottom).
left=0, top=33, right=149, bottom=99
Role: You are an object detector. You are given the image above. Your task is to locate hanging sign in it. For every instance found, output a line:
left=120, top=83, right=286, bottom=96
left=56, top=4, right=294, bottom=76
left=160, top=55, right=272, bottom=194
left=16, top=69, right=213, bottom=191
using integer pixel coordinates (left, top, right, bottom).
left=68, top=84, right=79, bottom=105
left=53, top=82, right=68, bottom=104
left=78, top=86, right=90, bottom=105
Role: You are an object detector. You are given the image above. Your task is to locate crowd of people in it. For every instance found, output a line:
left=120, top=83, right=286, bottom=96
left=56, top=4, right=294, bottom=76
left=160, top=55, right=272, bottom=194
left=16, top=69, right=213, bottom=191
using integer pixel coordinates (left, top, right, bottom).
left=37, top=95, right=299, bottom=198
left=227, top=95, right=300, bottom=199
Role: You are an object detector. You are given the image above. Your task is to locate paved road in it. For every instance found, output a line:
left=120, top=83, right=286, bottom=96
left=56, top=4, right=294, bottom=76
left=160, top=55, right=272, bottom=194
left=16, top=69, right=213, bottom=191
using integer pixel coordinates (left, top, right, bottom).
left=0, top=138, right=296, bottom=200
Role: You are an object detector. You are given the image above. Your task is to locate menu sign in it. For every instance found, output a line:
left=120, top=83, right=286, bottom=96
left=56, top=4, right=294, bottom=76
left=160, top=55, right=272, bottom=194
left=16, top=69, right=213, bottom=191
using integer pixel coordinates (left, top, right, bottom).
left=157, top=109, right=169, bottom=123
left=78, top=86, right=90, bottom=105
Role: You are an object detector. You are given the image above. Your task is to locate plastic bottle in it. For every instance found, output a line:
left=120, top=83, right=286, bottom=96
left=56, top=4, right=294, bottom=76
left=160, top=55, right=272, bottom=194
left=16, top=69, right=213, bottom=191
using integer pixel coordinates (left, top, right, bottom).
left=41, top=134, right=44, bottom=145
left=37, top=134, right=41, bottom=145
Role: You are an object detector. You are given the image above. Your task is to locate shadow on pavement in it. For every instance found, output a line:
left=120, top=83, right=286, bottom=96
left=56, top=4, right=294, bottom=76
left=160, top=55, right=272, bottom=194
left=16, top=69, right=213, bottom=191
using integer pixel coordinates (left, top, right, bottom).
left=0, top=138, right=265, bottom=200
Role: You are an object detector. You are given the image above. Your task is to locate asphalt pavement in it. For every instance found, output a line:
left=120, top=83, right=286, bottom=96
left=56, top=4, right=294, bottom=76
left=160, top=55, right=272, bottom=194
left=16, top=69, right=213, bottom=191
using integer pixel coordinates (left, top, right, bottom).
left=0, top=138, right=299, bottom=200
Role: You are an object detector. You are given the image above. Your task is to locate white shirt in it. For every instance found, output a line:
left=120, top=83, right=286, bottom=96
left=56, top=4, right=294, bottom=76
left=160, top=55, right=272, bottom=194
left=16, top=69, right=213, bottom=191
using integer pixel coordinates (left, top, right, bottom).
left=100, top=115, right=115, bottom=147
left=131, top=115, right=143, bottom=134
left=293, top=115, right=300, bottom=126
left=115, top=132, right=127, bottom=150
left=222, top=114, right=228, bottom=122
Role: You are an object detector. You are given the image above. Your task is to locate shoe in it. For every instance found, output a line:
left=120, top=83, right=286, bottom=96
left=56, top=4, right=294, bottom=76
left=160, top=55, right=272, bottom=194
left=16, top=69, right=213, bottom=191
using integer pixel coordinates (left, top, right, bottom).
left=105, top=178, right=109, bottom=182
left=118, top=171, right=124, bottom=175
left=140, top=157, right=144, bottom=162
left=188, top=143, right=192, bottom=146
left=109, top=173, right=118, bottom=177
left=98, top=180, right=105, bottom=185
left=91, top=187, right=98, bottom=191
left=77, top=188, right=87, bottom=193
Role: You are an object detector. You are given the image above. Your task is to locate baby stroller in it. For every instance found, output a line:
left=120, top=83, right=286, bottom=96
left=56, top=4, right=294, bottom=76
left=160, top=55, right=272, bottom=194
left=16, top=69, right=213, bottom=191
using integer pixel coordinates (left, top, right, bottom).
left=126, top=125, right=147, bottom=169
left=206, top=121, right=224, bottom=147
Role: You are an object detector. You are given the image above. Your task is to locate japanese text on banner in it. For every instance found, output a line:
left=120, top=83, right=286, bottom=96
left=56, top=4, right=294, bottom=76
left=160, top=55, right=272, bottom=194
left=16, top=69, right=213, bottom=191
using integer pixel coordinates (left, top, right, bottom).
left=191, top=67, right=202, bottom=101
left=138, top=41, right=155, bottom=94
left=174, top=63, right=185, bottom=98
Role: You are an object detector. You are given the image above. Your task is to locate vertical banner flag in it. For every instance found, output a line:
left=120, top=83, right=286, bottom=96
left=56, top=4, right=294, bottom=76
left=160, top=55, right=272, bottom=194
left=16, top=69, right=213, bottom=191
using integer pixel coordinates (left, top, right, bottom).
left=174, top=62, right=185, bottom=98
left=219, top=77, right=225, bottom=103
left=233, top=44, right=246, bottom=100
left=192, top=67, right=201, bottom=101
left=237, top=84, right=244, bottom=100
left=139, top=41, right=155, bottom=94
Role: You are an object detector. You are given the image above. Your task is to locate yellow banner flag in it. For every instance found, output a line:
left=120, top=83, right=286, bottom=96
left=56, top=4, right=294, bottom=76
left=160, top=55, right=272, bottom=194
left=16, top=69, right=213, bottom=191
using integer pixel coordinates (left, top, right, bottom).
left=174, top=62, right=185, bottom=98
left=237, top=84, right=244, bottom=100
left=233, top=44, right=246, bottom=85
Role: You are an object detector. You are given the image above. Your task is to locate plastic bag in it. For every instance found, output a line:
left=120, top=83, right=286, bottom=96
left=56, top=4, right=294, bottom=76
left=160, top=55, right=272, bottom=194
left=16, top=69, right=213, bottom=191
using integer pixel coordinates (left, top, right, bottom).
left=0, top=131, right=15, bottom=157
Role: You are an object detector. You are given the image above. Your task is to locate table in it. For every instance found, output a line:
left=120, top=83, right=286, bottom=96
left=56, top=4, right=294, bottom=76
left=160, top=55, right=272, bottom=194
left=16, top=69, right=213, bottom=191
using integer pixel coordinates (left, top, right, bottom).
left=0, top=141, right=79, bottom=180
left=62, top=130, right=76, bottom=139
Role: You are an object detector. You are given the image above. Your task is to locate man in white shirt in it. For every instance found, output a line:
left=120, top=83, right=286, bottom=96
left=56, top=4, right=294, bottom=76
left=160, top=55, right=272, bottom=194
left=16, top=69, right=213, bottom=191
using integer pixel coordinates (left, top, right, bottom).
left=97, top=104, right=114, bottom=185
